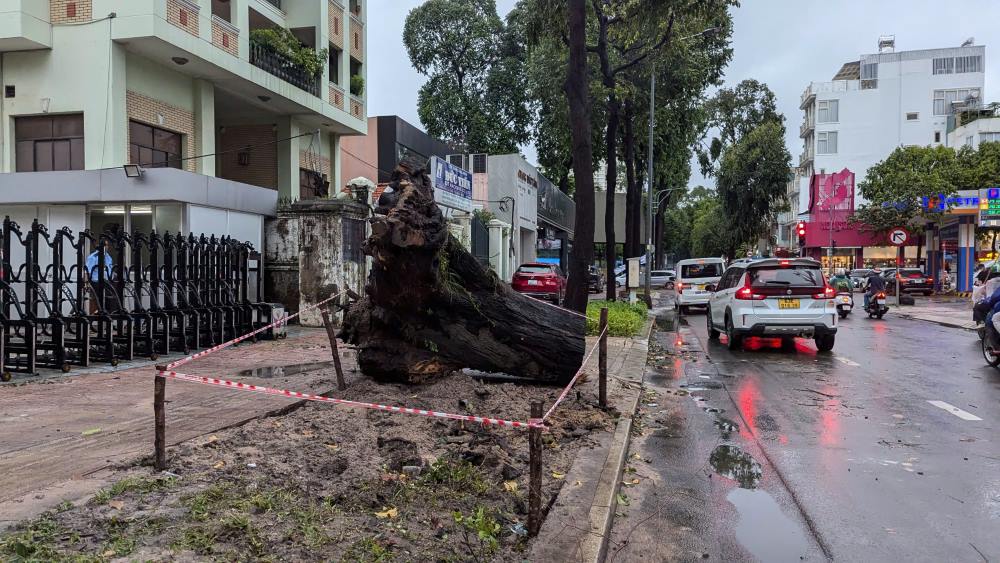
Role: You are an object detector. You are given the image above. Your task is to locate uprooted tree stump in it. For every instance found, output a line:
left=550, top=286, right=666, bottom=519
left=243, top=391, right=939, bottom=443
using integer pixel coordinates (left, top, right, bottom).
left=339, top=159, right=585, bottom=384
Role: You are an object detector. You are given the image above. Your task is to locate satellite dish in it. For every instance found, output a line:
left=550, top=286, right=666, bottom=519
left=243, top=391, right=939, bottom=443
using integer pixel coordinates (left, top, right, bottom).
left=962, top=37, right=975, bottom=47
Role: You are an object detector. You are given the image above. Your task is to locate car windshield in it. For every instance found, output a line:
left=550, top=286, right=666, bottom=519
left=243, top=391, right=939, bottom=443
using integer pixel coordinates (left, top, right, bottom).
left=849, top=269, right=871, bottom=277
left=517, top=265, right=552, bottom=274
left=900, top=269, right=924, bottom=278
left=681, top=263, right=722, bottom=279
left=749, top=266, right=824, bottom=287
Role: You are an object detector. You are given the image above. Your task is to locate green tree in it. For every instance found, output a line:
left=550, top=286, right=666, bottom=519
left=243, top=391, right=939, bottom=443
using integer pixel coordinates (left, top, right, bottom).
left=404, top=0, right=531, bottom=153
left=851, top=145, right=961, bottom=234
left=698, top=79, right=781, bottom=176
left=715, top=120, right=791, bottom=258
left=690, top=197, right=729, bottom=257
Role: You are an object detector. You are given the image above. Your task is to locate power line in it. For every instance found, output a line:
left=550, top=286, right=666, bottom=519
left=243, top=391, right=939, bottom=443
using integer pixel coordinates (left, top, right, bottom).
left=105, top=130, right=320, bottom=171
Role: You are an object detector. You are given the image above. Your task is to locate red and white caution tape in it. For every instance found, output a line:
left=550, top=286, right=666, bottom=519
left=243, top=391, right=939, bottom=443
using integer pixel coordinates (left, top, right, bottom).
left=156, top=369, right=544, bottom=429
left=541, top=324, right=607, bottom=422
left=165, top=291, right=346, bottom=370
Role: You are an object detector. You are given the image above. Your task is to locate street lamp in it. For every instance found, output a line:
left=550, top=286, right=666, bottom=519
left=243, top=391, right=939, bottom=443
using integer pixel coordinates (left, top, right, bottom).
left=645, top=26, right=721, bottom=298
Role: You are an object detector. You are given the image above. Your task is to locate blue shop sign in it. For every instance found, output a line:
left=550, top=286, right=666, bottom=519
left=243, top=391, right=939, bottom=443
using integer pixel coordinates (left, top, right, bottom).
left=430, top=156, right=473, bottom=212
left=921, top=194, right=980, bottom=212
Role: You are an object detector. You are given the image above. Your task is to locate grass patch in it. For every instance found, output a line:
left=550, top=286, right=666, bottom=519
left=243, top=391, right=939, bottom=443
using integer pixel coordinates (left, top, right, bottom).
left=421, top=459, right=491, bottom=495
left=344, top=536, right=394, bottom=562
left=90, top=475, right=176, bottom=505
left=586, top=300, right=648, bottom=337
left=0, top=512, right=82, bottom=562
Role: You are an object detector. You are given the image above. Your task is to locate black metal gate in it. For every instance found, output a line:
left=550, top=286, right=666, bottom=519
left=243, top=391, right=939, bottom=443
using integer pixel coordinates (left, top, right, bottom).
left=471, top=215, right=490, bottom=267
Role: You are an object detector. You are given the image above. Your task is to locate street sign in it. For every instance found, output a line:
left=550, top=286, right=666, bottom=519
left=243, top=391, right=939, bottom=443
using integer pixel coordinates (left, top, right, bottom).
left=429, top=156, right=473, bottom=212
left=888, top=227, right=909, bottom=246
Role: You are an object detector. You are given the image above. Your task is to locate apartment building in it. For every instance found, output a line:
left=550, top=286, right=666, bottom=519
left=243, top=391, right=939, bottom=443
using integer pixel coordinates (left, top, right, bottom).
left=947, top=103, right=1000, bottom=150
left=796, top=37, right=985, bottom=270
left=0, top=0, right=367, bottom=252
left=774, top=166, right=802, bottom=252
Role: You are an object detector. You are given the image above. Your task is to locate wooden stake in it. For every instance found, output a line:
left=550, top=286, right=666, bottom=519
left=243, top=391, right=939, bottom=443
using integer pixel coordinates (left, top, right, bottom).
left=320, top=307, right=347, bottom=391
left=153, top=368, right=166, bottom=470
left=528, top=400, right=543, bottom=537
left=599, top=307, right=608, bottom=408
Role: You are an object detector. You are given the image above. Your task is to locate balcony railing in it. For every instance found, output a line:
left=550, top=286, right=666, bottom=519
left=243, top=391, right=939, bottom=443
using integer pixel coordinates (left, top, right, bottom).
left=249, top=41, right=320, bottom=97
left=262, top=0, right=282, bottom=9
left=799, top=120, right=814, bottom=138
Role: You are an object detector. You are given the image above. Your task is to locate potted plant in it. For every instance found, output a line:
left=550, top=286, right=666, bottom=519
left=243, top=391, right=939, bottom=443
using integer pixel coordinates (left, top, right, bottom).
left=350, top=74, right=365, bottom=96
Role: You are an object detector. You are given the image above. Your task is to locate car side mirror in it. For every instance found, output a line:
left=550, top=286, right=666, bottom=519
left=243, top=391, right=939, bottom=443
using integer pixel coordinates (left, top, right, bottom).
left=705, top=284, right=717, bottom=292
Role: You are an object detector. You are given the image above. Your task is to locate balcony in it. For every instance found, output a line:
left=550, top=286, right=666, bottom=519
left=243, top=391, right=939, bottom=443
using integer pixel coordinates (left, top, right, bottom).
left=800, top=120, right=814, bottom=138
left=329, top=82, right=345, bottom=110
left=800, top=86, right=815, bottom=110
left=262, top=0, right=282, bottom=9
left=349, top=15, right=363, bottom=62
left=799, top=151, right=814, bottom=166
left=350, top=94, right=364, bottom=120
left=249, top=40, right=321, bottom=97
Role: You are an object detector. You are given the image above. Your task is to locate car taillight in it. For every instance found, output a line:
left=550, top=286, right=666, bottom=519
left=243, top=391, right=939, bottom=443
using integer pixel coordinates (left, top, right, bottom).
left=676, top=282, right=684, bottom=294
left=812, top=285, right=836, bottom=299
left=926, top=277, right=933, bottom=283
left=735, top=282, right=765, bottom=300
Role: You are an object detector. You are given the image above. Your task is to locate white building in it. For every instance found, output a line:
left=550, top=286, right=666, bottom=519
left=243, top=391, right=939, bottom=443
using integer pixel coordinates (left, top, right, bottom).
left=0, top=0, right=367, bottom=254
left=798, top=37, right=985, bottom=213
left=947, top=104, right=1000, bottom=149
left=775, top=166, right=802, bottom=250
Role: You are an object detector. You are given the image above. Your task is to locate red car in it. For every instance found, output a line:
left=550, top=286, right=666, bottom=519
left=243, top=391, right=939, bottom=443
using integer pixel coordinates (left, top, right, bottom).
left=512, top=263, right=566, bottom=304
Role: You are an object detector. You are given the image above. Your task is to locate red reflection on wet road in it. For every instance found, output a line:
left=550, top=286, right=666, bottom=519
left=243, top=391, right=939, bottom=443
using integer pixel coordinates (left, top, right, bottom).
left=736, top=378, right=761, bottom=439
left=818, top=384, right=841, bottom=447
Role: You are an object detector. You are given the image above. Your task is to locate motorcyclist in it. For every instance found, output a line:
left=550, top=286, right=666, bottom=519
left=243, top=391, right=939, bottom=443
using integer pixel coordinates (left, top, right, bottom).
left=973, top=266, right=1000, bottom=323
left=864, top=269, right=886, bottom=308
left=829, top=268, right=852, bottom=294
left=978, top=276, right=1000, bottom=346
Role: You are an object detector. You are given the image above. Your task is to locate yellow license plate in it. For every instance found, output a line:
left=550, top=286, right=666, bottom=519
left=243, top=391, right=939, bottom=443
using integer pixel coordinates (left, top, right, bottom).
left=695, top=284, right=705, bottom=291
left=778, top=299, right=800, bottom=309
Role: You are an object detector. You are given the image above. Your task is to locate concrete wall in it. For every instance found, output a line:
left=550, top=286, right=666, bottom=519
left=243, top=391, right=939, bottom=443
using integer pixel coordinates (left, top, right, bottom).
left=338, top=116, right=378, bottom=190
left=949, top=117, right=1000, bottom=150
left=481, top=154, right=539, bottom=267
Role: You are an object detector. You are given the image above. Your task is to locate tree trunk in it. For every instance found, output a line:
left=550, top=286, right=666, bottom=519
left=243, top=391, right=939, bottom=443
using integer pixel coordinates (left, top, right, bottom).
left=623, top=99, right=641, bottom=260
left=340, top=160, right=585, bottom=384
left=604, top=98, right=620, bottom=301
left=561, top=0, right=595, bottom=314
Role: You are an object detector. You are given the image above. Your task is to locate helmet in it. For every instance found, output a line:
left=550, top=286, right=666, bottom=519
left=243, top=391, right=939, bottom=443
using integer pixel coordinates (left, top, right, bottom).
left=835, top=268, right=847, bottom=277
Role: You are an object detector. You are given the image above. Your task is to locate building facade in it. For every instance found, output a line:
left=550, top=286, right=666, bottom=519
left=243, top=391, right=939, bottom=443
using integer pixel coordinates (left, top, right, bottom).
left=947, top=104, right=1000, bottom=150
left=340, top=115, right=454, bottom=188
left=0, top=0, right=367, bottom=258
left=796, top=37, right=985, bottom=274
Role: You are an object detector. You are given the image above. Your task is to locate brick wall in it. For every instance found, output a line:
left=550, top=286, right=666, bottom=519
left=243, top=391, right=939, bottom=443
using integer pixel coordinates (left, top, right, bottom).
left=218, top=124, right=278, bottom=189
left=329, top=83, right=345, bottom=110
left=211, top=17, right=239, bottom=57
left=300, top=150, right=331, bottom=176
left=166, top=0, right=200, bottom=37
left=126, top=90, right=197, bottom=172
left=349, top=16, right=363, bottom=63
left=329, top=0, right=345, bottom=50
left=50, top=0, right=92, bottom=24
left=350, top=96, right=364, bottom=120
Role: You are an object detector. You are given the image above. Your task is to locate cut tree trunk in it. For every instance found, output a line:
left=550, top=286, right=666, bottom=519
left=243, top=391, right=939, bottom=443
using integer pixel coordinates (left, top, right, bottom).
left=339, top=160, right=586, bottom=385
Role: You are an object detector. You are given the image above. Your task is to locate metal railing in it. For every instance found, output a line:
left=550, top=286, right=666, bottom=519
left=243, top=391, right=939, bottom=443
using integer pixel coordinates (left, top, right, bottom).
left=249, top=41, right=320, bottom=97
left=262, top=0, right=282, bottom=9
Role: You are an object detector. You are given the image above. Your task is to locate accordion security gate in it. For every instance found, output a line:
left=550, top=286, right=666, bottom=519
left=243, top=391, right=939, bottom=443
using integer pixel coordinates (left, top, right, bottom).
left=0, top=216, right=277, bottom=380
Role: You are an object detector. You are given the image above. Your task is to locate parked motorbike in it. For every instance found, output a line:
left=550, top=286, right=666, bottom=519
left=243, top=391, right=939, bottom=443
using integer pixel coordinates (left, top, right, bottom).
left=836, top=292, right=853, bottom=319
left=864, top=291, right=888, bottom=319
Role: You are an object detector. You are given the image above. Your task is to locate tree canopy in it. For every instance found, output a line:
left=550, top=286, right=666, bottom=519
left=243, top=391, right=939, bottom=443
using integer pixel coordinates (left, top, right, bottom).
left=404, top=0, right=532, bottom=153
left=698, top=79, right=781, bottom=176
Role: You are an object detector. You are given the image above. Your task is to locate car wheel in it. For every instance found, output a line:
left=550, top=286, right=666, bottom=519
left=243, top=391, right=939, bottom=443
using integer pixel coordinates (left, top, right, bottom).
left=725, top=315, right=742, bottom=351
left=551, top=293, right=560, bottom=305
left=707, top=312, right=720, bottom=340
left=924, top=291, right=932, bottom=296
left=815, top=334, right=835, bottom=352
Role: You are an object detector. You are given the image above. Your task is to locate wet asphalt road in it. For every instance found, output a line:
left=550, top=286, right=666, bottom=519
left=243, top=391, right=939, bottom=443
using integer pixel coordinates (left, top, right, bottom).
left=606, top=298, right=1000, bottom=562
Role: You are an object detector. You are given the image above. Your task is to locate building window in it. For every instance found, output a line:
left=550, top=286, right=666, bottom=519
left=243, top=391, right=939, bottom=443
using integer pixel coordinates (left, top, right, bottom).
left=934, top=131, right=941, bottom=143
left=328, top=47, right=341, bottom=84
left=906, top=112, right=919, bottom=121
left=932, top=57, right=954, bottom=75
left=129, top=121, right=182, bottom=168
left=934, top=88, right=981, bottom=115
left=980, top=132, right=1000, bottom=144
left=861, top=62, right=878, bottom=89
left=817, top=131, right=838, bottom=154
left=471, top=153, right=488, bottom=174
left=342, top=217, right=365, bottom=263
left=955, top=55, right=982, bottom=73
left=211, top=0, right=230, bottom=21
left=817, top=100, right=839, bottom=123
left=15, top=114, right=85, bottom=172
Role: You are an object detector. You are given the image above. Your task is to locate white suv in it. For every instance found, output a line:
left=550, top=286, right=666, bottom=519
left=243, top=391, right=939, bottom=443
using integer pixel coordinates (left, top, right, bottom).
left=706, top=258, right=838, bottom=352
left=674, top=257, right=725, bottom=314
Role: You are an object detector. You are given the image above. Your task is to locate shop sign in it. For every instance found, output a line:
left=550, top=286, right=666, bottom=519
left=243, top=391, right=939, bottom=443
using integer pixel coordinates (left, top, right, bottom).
left=429, top=156, right=473, bottom=212
left=922, top=195, right=980, bottom=211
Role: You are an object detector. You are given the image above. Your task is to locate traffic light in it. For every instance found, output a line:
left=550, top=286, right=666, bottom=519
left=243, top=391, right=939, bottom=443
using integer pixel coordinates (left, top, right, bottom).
left=796, top=221, right=807, bottom=246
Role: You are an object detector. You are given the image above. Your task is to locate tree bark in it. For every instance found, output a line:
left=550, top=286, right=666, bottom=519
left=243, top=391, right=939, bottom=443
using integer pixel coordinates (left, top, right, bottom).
left=340, top=160, right=585, bottom=384
left=562, top=0, right=596, bottom=314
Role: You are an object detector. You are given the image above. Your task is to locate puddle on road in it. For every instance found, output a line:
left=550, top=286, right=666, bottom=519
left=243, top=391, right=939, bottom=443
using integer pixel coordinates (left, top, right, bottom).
left=728, top=488, right=812, bottom=563
left=236, top=361, right=335, bottom=379
left=655, top=314, right=677, bottom=332
left=709, top=444, right=762, bottom=489
left=680, top=381, right=724, bottom=390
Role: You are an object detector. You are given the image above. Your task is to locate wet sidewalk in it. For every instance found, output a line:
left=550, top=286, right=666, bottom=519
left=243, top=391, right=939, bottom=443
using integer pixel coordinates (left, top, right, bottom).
left=892, top=295, right=975, bottom=330
left=0, top=328, right=353, bottom=527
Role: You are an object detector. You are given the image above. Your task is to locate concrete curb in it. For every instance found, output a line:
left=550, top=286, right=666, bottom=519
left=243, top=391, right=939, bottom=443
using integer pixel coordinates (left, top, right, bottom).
left=894, top=312, right=976, bottom=332
left=580, top=315, right=653, bottom=563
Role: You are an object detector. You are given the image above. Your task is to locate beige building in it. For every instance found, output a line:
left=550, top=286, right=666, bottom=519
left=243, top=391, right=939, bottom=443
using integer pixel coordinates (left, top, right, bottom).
left=0, top=0, right=367, bottom=250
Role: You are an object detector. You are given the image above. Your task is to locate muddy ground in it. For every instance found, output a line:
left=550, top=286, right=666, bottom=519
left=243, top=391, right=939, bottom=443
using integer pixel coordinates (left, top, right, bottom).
left=1, top=367, right=615, bottom=562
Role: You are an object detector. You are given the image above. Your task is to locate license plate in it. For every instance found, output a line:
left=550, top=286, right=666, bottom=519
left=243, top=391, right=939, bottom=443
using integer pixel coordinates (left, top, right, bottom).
left=877, top=299, right=886, bottom=305
left=695, top=284, right=705, bottom=291
left=528, top=280, right=539, bottom=286
left=840, top=296, right=851, bottom=303
left=778, top=299, right=800, bottom=309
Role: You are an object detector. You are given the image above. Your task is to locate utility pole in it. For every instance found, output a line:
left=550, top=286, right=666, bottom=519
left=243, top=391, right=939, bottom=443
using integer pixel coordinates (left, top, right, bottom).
left=643, top=68, right=655, bottom=302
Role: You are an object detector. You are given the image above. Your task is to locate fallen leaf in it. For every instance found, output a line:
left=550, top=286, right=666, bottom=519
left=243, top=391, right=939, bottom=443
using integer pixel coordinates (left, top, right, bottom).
left=324, top=443, right=340, bottom=451
left=101, top=550, right=116, bottom=557
left=301, top=430, right=315, bottom=437
left=573, top=480, right=583, bottom=487
left=108, top=500, right=124, bottom=510
left=375, top=507, right=398, bottom=519
left=81, top=428, right=102, bottom=437
left=551, top=471, right=566, bottom=480
left=616, top=493, right=630, bottom=506
left=622, top=478, right=640, bottom=486
left=213, top=461, right=226, bottom=469
left=206, top=435, right=218, bottom=443
left=503, top=481, right=518, bottom=492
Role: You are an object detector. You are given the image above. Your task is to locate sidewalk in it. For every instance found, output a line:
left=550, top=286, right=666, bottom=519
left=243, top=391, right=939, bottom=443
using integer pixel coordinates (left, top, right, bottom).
left=892, top=295, right=975, bottom=330
left=0, top=328, right=352, bottom=527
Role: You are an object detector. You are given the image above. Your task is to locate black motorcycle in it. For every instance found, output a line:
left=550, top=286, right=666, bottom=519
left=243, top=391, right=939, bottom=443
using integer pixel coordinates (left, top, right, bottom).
left=864, top=291, right=888, bottom=319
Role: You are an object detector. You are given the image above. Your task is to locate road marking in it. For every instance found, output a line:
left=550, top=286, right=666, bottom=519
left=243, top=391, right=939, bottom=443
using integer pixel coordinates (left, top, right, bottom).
left=834, top=356, right=860, bottom=367
left=927, top=400, right=983, bottom=421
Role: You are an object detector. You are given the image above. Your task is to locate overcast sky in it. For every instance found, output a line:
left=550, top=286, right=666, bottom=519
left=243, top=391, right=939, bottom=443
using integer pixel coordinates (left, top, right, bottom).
left=368, top=0, right=1000, bottom=187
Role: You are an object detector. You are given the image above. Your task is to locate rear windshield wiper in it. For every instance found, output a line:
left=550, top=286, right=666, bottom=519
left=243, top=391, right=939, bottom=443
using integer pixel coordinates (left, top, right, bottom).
left=762, top=280, right=791, bottom=285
